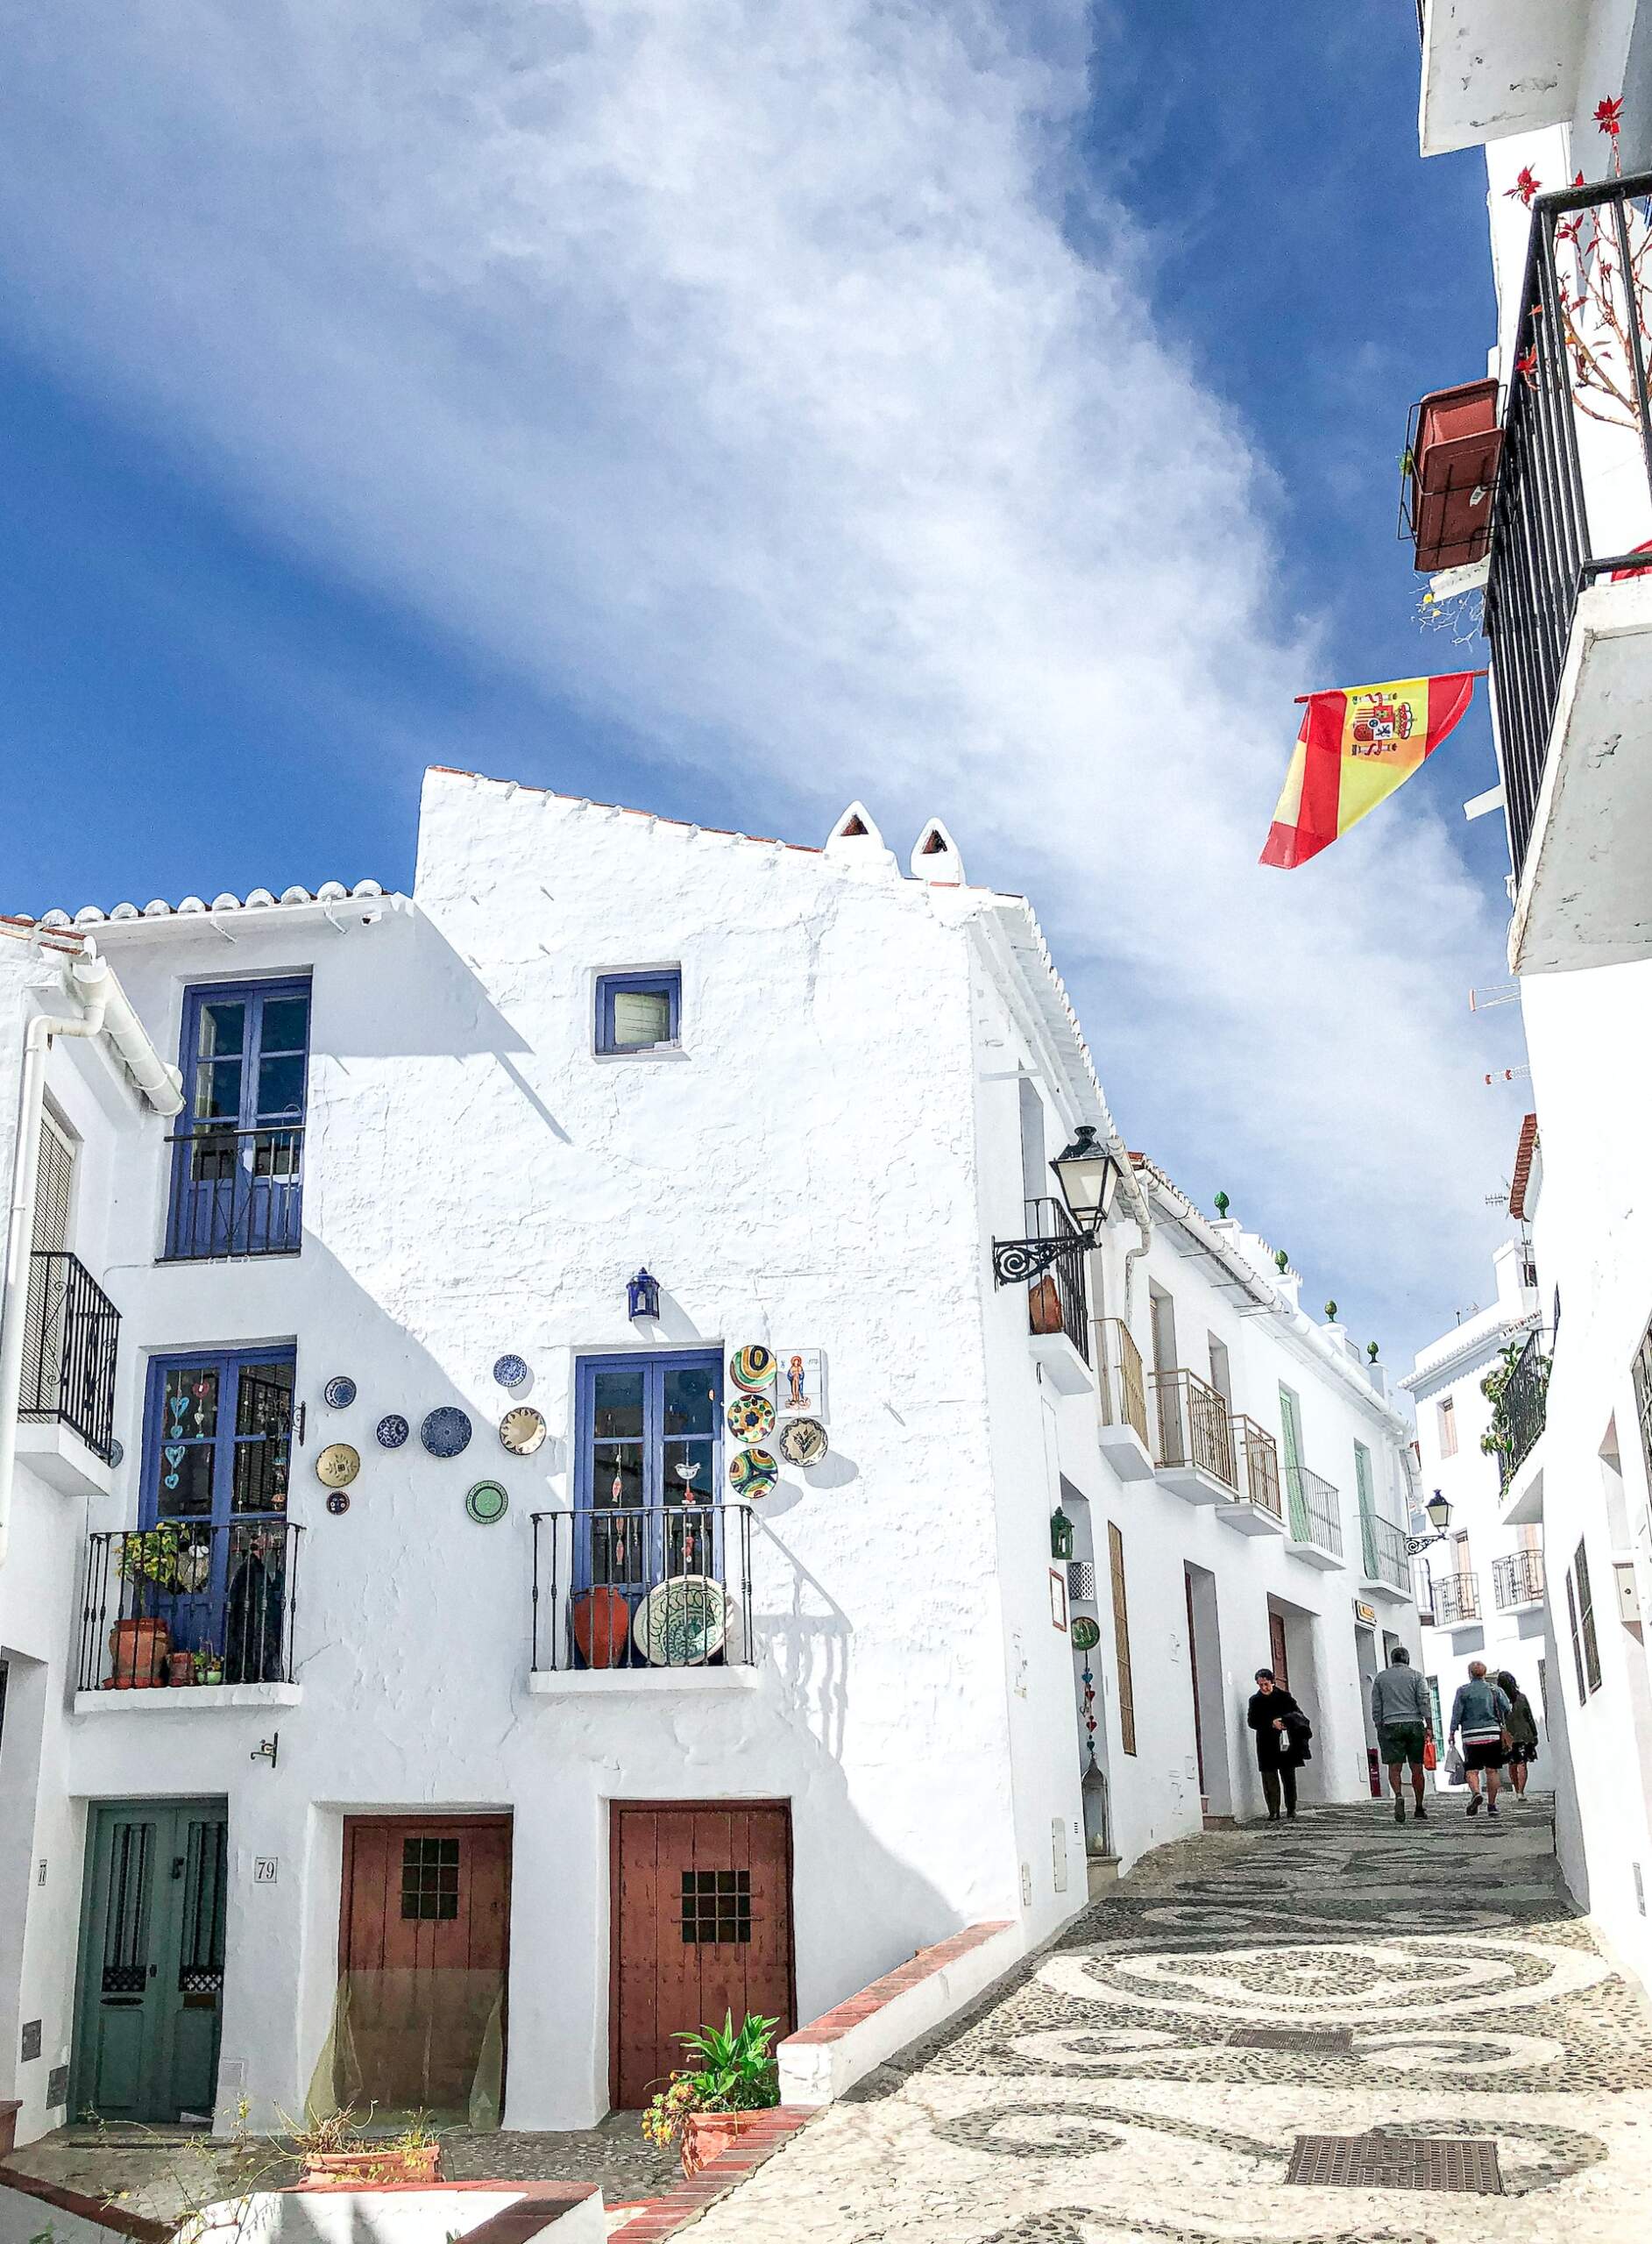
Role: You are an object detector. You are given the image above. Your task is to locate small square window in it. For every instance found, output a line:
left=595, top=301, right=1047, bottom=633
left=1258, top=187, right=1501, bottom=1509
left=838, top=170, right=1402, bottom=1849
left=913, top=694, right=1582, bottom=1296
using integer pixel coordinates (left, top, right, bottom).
left=401, top=1835, right=460, bottom=1921
left=679, top=1867, right=751, bottom=1943
left=596, top=972, right=681, bottom=1056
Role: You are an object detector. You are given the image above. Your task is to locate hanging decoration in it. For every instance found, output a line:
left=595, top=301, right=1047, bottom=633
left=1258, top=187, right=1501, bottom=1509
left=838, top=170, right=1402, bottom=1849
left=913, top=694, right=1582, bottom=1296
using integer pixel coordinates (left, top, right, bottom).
left=1071, top=1615, right=1102, bottom=1652
left=777, top=1350, right=826, bottom=1419
left=323, top=1376, right=357, bottom=1410
left=627, top=1268, right=662, bottom=1321
left=729, top=1345, right=776, bottom=1392
left=316, top=1443, right=360, bottom=1488
left=493, top=1354, right=528, bottom=1389
left=421, top=1407, right=473, bottom=1459
left=777, top=1417, right=829, bottom=1468
left=499, top=1406, right=548, bottom=1457
left=1259, top=672, right=1478, bottom=869
left=1050, top=1508, right=1075, bottom=1561
left=1067, top=1559, right=1096, bottom=1603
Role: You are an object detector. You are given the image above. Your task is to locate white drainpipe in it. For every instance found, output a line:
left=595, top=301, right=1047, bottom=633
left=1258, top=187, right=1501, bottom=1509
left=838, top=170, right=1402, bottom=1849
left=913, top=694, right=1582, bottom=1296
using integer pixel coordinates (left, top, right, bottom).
left=0, top=945, right=182, bottom=1567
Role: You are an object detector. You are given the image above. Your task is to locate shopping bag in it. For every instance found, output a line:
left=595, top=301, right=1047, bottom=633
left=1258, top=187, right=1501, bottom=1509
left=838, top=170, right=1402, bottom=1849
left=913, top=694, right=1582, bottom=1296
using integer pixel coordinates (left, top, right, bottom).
left=1444, top=1745, right=1466, bottom=1787
left=1422, top=1736, right=1437, bottom=1772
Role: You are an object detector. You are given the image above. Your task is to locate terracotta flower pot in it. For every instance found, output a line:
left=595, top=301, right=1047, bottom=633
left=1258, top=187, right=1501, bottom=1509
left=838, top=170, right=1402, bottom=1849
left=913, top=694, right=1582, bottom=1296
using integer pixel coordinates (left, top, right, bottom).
left=167, top=1651, right=196, bottom=1687
left=110, top=1617, right=169, bottom=1689
left=301, top=2145, right=442, bottom=2187
left=680, top=2111, right=769, bottom=2179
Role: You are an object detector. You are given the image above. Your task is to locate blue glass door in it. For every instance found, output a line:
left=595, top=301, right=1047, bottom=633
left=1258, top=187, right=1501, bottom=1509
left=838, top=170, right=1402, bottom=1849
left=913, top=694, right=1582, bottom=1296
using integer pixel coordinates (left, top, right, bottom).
left=167, top=981, right=309, bottom=1259
left=573, top=1352, right=722, bottom=1662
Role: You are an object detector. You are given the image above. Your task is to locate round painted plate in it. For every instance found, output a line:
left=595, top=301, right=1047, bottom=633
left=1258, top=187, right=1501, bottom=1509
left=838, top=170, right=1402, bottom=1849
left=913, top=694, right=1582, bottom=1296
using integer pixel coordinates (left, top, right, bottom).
left=422, top=1406, right=473, bottom=1459
left=633, top=1575, right=729, bottom=1667
left=1071, top=1616, right=1102, bottom=1652
left=729, top=1344, right=776, bottom=1392
left=376, top=1414, right=409, bottom=1450
left=726, top=1394, right=776, bottom=1441
left=465, top=1479, right=509, bottom=1524
left=325, top=1490, right=351, bottom=1516
left=500, top=1405, right=548, bottom=1456
left=777, top=1417, right=829, bottom=1468
left=728, top=1446, right=779, bottom=1498
left=316, top=1442, right=360, bottom=1488
left=323, top=1375, right=357, bottom=1410
left=108, top=1438, right=124, bottom=1468
left=493, top=1353, right=528, bottom=1389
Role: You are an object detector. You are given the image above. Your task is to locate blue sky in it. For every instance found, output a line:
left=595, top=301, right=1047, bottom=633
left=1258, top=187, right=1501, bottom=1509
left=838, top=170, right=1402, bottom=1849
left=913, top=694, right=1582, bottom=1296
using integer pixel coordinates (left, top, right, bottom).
left=0, top=3, right=1527, bottom=1364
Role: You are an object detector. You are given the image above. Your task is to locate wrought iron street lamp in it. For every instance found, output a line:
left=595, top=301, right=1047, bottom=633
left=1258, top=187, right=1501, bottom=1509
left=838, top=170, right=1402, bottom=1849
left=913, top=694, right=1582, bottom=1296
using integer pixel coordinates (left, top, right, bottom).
left=1405, top=1488, right=1453, bottom=1557
left=627, top=1268, right=661, bottom=1321
left=992, top=1126, right=1123, bottom=1287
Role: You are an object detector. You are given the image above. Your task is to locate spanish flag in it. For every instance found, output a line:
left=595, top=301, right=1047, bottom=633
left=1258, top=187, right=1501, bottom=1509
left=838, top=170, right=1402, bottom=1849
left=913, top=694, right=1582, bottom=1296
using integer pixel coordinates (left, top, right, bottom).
left=1259, top=672, right=1478, bottom=869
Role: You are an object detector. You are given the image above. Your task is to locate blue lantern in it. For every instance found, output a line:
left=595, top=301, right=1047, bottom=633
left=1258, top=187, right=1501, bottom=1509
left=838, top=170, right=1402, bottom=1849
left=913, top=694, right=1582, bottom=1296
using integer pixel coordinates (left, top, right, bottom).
left=627, top=1268, right=661, bottom=1321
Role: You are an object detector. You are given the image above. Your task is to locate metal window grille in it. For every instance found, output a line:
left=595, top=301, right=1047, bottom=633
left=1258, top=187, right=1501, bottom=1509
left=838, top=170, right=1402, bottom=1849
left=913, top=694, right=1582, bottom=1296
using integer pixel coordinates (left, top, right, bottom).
left=164, top=1124, right=304, bottom=1260
left=1492, top=1548, right=1546, bottom=1610
left=1020, top=1199, right=1091, bottom=1364
left=1284, top=1462, right=1343, bottom=1559
left=1233, top=1417, right=1283, bottom=1518
left=1566, top=1569, right=1588, bottom=1701
left=1634, top=1317, right=1652, bottom=1497
left=401, top=1836, right=461, bottom=1921
left=102, top=1822, right=152, bottom=1994
left=1434, top=1571, right=1480, bottom=1625
left=531, top=1504, right=755, bottom=1672
left=1149, top=1367, right=1237, bottom=1488
left=1497, top=1331, right=1549, bottom=1490
left=179, top=1820, right=228, bottom=1992
left=78, top=1522, right=303, bottom=1690
left=679, top=1870, right=751, bottom=1944
left=18, top=1253, right=121, bottom=1462
left=1575, top=1540, right=1602, bottom=1694
left=1096, top=1319, right=1147, bottom=1446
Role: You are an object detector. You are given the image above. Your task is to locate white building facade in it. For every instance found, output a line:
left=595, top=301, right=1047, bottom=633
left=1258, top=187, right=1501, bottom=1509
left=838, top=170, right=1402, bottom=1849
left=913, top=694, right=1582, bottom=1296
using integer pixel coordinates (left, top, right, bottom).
left=1412, top=0, right=1652, bottom=1985
left=0, top=770, right=1417, bottom=2148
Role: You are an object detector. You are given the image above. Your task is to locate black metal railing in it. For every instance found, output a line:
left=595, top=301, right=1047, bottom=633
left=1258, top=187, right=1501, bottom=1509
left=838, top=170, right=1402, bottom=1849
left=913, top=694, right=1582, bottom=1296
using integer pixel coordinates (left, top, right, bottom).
left=1486, top=170, right=1652, bottom=877
left=1233, top=1417, right=1283, bottom=1519
left=18, top=1251, right=120, bottom=1461
left=531, top=1505, right=755, bottom=1672
left=1096, top=1318, right=1148, bottom=1446
left=1000, top=1199, right=1091, bottom=1365
left=163, top=1123, right=304, bottom=1260
left=1494, top=1547, right=1547, bottom=1609
left=1360, top=1506, right=1412, bottom=1593
left=1285, top=1462, right=1342, bottom=1559
left=79, top=1522, right=302, bottom=1691
left=1149, top=1368, right=1237, bottom=1490
left=1434, top=1570, right=1480, bottom=1626
left=1499, top=1329, right=1550, bottom=1489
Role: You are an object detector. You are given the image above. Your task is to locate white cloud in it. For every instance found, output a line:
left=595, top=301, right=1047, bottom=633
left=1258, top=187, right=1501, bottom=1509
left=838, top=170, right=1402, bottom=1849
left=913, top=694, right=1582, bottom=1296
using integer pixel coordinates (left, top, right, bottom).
left=0, top=1, right=1517, bottom=1356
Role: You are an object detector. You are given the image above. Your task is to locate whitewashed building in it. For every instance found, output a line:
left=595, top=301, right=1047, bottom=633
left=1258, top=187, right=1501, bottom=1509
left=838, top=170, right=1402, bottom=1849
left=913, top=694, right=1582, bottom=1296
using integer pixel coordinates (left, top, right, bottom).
left=1401, top=1240, right=1551, bottom=1772
left=1411, top=2, right=1652, bottom=1986
left=0, top=770, right=1417, bottom=2148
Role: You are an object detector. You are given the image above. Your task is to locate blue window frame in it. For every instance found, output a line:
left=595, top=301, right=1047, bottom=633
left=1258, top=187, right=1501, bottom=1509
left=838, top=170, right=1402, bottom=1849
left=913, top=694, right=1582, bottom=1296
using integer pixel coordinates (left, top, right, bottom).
left=166, top=978, right=310, bottom=1260
left=595, top=970, right=680, bottom=1055
left=139, top=1347, right=295, bottom=1680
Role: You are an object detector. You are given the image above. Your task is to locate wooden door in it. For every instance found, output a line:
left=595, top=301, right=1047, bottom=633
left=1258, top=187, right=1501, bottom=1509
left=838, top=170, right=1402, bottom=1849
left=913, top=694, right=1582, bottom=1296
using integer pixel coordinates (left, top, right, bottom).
left=74, top=1801, right=227, bottom=2124
left=1268, top=1609, right=1290, bottom=1689
left=1184, top=1571, right=1205, bottom=1795
left=610, top=1802, right=794, bottom=2110
left=338, top=1816, right=511, bottom=2119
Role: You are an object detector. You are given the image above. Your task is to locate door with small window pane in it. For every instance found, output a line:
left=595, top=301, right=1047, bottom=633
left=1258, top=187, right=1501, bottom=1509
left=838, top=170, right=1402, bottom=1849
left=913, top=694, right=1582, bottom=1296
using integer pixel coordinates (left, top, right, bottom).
left=167, top=980, right=310, bottom=1259
left=609, top=1802, right=793, bottom=2109
left=142, top=1350, right=294, bottom=1679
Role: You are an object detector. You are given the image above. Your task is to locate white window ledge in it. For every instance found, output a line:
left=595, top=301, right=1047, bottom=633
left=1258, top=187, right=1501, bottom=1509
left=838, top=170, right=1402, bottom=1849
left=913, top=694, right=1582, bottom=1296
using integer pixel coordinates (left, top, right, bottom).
left=527, top=1666, right=761, bottom=1696
left=74, top=1683, right=301, bottom=1715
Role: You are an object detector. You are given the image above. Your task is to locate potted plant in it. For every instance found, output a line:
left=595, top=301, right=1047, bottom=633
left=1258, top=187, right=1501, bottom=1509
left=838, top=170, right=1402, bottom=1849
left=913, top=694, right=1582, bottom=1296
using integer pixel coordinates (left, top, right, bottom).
left=109, top=1525, right=184, bottom=1687
left=193, top=1644, right=224, bottom=1687
left=288, top=2108, right=444, bottom=2187
left=167, top=1651, right=196, bottom=1687
left=642, top=2011, right=781, bottom=2178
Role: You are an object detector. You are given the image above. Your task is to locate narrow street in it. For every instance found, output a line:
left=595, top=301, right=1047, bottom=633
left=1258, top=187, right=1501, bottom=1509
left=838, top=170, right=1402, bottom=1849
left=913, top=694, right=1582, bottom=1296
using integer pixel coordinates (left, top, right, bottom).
left=681, top=1800, right=1652, bottom=2242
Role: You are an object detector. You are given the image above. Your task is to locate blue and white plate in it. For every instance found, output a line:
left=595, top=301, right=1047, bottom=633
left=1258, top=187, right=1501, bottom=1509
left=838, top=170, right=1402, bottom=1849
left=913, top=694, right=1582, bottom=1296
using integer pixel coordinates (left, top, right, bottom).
left=493, top=1353, right=528, bottom=1389
left=323, top=1375, right=358, bottom=1410
left=422, top=1406, right=473, bottom=1459
left=376, top=1414, right=409, bottom=1450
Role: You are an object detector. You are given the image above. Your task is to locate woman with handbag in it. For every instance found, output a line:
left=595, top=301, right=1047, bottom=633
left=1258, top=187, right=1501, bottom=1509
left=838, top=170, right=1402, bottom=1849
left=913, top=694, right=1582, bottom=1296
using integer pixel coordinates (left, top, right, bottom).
left=1246, top=1668, right=1308, bottom=1821
left=1448, top=1660, right=1513, bottom=1818
left=1496, top=1671, right=1540, bottom=1798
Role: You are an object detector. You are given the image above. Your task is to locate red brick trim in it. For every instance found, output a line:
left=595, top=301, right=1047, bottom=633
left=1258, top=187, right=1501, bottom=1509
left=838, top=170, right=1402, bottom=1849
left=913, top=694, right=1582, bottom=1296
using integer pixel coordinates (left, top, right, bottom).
left=780, top=1921, right=1014, bottom=2048
left=453, top=2183, right=600, bottom=2244
left=0, top=2162, right=174, bottom=2244
left=1509, top=1112, right=1540, bottom=1221
left=611, top=2110, right=816, bottom=2241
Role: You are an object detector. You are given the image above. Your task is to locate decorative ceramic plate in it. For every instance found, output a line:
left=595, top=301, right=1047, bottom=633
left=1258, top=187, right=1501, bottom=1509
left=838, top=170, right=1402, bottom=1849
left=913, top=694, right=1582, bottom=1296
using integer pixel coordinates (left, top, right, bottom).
left=728, top=1446, right=779, bottom=1498
left=422, top=1406, right=473, bottom=1459
left=464, top=1479, right=509, bottom=1524
left=777, top=1417, right=829, bottom=1468
left=316, top=1442, right=360, bottom=1488
left=634, top=1575, right=729, bottom=1666
left=500, top=1405, right=548, bottom=1456
left=726, top=1394, right=776, bottom=1441
left=376, top=1414, right=409, bottom=1450
left=323, top=1375, right=357, bottom=1410
left=325, top=1490, right=351, bottom=1516
left=1071, top=1616, right=1102, bottom=1652
left=493, top=1353, right=528, bottom=1389
left=729, top=1344, right=776, bottom=1392
left=573, top=1587, right=633, bottom=1669
left=108, top=1438, right=124, bottom=1468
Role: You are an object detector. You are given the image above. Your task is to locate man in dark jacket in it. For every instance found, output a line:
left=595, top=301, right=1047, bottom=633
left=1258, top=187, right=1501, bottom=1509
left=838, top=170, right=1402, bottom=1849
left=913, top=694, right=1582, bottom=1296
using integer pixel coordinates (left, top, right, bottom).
left=1246, top=1668, right=1307, bottom=1821
left=1371, top=1646, right=1434, bottom=1822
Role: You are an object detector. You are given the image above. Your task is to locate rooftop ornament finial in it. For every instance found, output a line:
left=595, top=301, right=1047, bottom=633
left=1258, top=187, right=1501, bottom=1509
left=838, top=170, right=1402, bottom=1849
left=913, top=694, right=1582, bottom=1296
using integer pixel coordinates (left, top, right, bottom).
left=1367, top=1339, right=1380, bottom=1362
left=1274, top=1248, right=1289, bottom=1274
left=1214, top=1190, right=1230, bottom=1217
left=1324, top=1300, right=1338, bottom=1322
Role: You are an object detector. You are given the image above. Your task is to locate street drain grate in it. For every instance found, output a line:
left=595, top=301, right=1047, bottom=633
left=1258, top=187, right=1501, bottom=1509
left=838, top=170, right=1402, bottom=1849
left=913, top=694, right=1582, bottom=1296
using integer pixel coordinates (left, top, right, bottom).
left=1285, top=2134, right=1503, bottom=2194
left=1229, top=2027, right=1352, bottom=2053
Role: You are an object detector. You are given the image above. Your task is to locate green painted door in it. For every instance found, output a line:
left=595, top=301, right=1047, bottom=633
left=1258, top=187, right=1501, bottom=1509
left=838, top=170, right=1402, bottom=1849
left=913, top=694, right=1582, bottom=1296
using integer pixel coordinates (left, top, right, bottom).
left=1278, top=1388, right=1306, bottom=1538
left=74, top=1801, right=228, bottom=2124
left=1354, top=1441, right=1378, bottom=1574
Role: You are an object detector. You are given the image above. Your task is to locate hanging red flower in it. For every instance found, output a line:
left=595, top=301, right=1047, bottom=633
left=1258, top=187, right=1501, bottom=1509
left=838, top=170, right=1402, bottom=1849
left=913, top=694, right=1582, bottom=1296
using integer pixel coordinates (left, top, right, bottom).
left=1507, top=166, right=1542, bottom=205
left=1595, top=95, right=1624, bottom=137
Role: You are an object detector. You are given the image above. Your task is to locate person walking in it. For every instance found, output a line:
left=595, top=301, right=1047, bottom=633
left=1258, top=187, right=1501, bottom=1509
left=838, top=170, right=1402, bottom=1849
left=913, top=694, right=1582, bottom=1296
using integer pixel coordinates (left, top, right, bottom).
left=1449, top=1659, right=1512, bottom=1818
left=1246, top=1667, right=1307, bottom=1821
left=1371, top=1645, right=1433, bottom=1822
left=1496, top=1670, right=1540, bottom=1799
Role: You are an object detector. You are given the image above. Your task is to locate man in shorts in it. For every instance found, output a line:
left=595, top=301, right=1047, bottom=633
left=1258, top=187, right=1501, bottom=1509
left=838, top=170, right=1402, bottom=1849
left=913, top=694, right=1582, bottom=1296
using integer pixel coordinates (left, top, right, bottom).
left=1370, top=1645, right=1434, bottom=1821
left=1450, top=1660, right=1513, bottom=1818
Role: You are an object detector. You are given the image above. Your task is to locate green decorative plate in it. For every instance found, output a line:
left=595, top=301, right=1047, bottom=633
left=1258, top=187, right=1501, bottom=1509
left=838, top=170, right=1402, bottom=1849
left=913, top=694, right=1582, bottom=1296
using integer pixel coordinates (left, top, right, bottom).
left=728, top=1446, right=779, bottom=1498
left=633, top=1575, right=729, bottom=1666
left=1071, top=1616, right=1102, bottom=1652
left=730, top=1344, right=776, bottom=1392
left=726, top=1394, right=776, bottom=1441
left=464, top=1479, right=509, bottom=1524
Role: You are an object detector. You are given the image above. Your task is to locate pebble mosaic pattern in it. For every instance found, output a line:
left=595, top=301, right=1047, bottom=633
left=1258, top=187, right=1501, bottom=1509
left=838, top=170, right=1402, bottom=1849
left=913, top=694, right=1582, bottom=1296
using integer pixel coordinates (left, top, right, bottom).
left=671, top=1800, right=1652, bottom=2242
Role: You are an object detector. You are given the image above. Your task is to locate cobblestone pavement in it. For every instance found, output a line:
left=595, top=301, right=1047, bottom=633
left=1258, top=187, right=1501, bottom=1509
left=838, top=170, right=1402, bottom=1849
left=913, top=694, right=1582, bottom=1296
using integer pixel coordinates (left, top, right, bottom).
left=672, top=1798, right=1652, bottom=2242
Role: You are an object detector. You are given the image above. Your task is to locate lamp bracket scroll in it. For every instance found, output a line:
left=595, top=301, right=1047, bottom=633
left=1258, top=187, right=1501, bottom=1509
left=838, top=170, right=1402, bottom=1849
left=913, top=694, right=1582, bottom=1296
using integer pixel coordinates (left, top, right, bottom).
left=992, top=1232, right=1088, bottom=1288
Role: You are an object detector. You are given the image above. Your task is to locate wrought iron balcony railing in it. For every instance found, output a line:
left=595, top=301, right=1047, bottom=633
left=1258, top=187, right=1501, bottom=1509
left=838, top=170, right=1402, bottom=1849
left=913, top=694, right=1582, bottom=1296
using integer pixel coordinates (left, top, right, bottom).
left=1233, top=1417, right=1283, bottom=1519
left=1095, top=1318, right=1148, bottom=1448
left=1485, top=170, right=1652, bottom=882
left=994, top=1198, right=1090, bottom=1365
left=1360, top=1508, right=1412, bottom=1594
left=80, top=1522, right=302, bottom=1691
left=1285, top=1462, right=1342, bottom=1558
left=1493, top=1547, right=1546, bottom=1610
left=531, top=1505, right=755, bottom=1672
left=1433, top=1569, right=1480, bottom=1626
left=163, top=1122, right=303, bottom=1261
left=1149, top=1367, right=1237, bottom=1490
left=18, top=1251, right=120, bottom=1462
left=1496, top=1329, right=1550, bottom=1490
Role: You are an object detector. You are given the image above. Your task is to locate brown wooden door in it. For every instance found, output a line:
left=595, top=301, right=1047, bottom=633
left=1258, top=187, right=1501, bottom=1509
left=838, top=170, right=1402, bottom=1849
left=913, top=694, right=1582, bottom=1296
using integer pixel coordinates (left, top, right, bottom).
left=1184, top=1571, right=1205, bottom=1795
left=1268, top=1609, right=1289, bottom=1690
left=610, top=1802, right=794, bottom=2110
left=338, top=1815, right=511, bottom=2118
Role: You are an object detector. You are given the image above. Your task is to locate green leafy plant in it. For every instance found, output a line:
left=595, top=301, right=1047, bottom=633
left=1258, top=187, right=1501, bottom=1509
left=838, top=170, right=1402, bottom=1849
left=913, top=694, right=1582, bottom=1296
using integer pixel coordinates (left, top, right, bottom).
left=640, top=2011, right=780, bottom=2148
left=1480, top=1339, right=1550, bottom=1462
left=117, top=1525, right=186, bottom=1589
left=192, top=1644, right=223, bottom=1684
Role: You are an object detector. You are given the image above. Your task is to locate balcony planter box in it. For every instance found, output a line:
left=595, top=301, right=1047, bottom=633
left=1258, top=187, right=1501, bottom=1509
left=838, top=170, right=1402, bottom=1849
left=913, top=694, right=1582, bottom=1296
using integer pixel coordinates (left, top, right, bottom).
left=106, top=1617, right=169, bottom=1687
left=1407, top=379, right=1502, bottom=572
left=680, top=2111, right=767, bottom=2178
left=301, top=2146, right=443, bottom=2188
